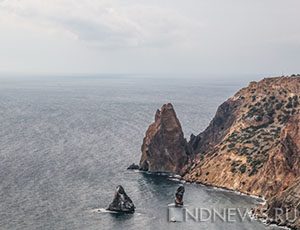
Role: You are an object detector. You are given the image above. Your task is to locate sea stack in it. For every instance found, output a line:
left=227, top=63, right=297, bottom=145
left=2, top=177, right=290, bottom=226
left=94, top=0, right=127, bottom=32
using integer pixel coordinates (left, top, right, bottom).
left=107, top=185, right=135, bottom=213
left=175, top=185, right=185, bottom=206
left=139, top=103, right=192, bottom=174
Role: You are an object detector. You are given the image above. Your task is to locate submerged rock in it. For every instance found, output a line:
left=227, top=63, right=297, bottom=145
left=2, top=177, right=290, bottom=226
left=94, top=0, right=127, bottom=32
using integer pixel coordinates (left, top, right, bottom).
left=175, top=185, right=185, bottom=206
left=107, top=185, right=135, bottom=213
left=127, top=163, right=139, bottom=170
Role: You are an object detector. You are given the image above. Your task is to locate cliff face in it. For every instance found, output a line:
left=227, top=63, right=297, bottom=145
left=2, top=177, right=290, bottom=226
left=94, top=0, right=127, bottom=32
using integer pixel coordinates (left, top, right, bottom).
left=248, top=113, right=300, bottom=198
left=252, top=115, right=300, bottom=229
left=255, top=179, right=300, bottom=229
left=189, top=99, right=241, bottom=155
left=184, top=76, right=300, bottom=197
left=256, top=179, right=300, bottom=229
left=139, top=103, right=192, bottom=174
left=138, top=75, right=300, bottom=228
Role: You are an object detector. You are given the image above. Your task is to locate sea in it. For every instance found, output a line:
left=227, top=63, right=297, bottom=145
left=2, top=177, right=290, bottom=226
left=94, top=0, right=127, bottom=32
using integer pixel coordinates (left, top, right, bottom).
left=0, top=74, right=285, bottom=230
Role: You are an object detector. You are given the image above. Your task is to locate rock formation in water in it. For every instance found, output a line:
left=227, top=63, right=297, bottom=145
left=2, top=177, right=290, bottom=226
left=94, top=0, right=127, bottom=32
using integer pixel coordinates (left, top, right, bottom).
left=127, top=163, right=139, bottom=170
left=139, top=103, right=192, bottom=174
left=175, top=185, right=185, bottom=206
left=138, top=75, right=300, bottom=228
left=107, top=185, right=135, bottom=213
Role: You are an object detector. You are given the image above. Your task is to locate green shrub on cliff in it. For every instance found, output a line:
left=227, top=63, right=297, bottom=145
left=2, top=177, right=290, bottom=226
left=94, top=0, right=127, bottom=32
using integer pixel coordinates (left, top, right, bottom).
left=249, top=168, right=258, bottom=176
left=293, top=95, right=298, bottom=101
left=256, top=116, right=263, bottom=122
left=253, top=139, right=260, bottom=147
left=231, top=160, right=241, bottom=167
left=286, top=102, right=293, bottom=109
left=239, top=164, right=246, bottom=174
left=275, top=102, right=283, bottom=110
left=228, top=143, right=236, bottom=148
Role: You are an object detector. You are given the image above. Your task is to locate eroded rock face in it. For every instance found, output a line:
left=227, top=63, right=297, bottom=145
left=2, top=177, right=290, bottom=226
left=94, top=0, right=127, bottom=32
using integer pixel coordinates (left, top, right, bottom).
left=107, top=185, right=135, bottom=213
left=175, top=185, right=185, bottom=206
left=183, top=76, right=300, bottom=229
left=247, top=113, right=300, bottom=198
left=136, top=76, right=300, bottom=228
left=139, top=103, right=192, bottom=174
left=189, top=100, right=241, bottom=155
left=255, top=179, right=300, bottom=229
left=184, top=76, right=300, bottom=196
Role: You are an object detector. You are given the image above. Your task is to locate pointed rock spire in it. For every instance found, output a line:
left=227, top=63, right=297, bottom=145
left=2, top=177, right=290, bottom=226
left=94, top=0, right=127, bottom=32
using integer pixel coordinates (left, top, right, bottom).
left=107, top=185, right=135, bottom=213
left=139, top=103, right=192, bottom=174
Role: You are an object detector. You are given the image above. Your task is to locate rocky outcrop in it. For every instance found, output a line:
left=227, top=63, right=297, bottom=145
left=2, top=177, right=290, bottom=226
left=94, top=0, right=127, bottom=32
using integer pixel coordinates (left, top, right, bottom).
left=184, top=76, right=300, bottom=195
left=183, top=75, right=300, bottom=228
left=175, top=185, right=185, bottom=206
left=137, top=75, right=300, bottom=228
left=127, top=163, right=139, bottom=170
left=247, top=113, right=300, bottom=198
left=107, top=185, right=135, bottom=213
left=139, top=103, right=192, bottom=174
left=189, top=99, right=241, bottom=155
left=255, top=179, right=300, bottom=229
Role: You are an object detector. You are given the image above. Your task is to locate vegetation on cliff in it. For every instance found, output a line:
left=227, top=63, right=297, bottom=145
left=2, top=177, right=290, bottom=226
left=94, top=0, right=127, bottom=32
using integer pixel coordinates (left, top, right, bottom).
left=138, top=75, right=300, bottom=228
left=185, top=76, right=300, bottom=196
left=183, top=75, right=300, bottom=228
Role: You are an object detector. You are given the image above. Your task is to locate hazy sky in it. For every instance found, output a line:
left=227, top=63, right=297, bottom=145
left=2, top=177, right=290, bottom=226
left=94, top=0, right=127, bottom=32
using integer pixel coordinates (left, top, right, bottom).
left=0, top=0, right=299, bottom=75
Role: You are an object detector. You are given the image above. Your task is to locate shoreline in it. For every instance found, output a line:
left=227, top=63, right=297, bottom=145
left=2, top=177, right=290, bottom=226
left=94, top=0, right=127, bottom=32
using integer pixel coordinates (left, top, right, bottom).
left=133, top=169, right=264, bottom=200
left=183, top=178, right=294, bottom=230
left=184, top=179, right=295, bottom=230
left=132, top=169, right=293, bottom=229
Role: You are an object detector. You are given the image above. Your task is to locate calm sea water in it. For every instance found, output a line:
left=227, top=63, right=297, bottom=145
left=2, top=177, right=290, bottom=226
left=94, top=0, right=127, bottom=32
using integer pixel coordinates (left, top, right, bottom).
left=0, top=75, right=283, bottom=230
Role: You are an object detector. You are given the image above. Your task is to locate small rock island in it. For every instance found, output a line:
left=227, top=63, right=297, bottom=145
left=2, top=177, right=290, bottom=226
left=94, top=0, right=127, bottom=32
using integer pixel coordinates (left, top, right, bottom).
left=175, top=185, right=185, bottom=206
left=107, top=185, right=135, bottom=213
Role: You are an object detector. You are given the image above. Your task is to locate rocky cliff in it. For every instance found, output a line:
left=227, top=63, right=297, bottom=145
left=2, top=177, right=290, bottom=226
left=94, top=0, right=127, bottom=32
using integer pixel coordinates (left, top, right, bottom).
left=184, top=76, right=300, bottom=197
left=139, top=75, right=300, bottom=228
left=256, top=178, right=300, bottom=229
left=139, top=103, right=192, bottom=174
left=183, top=75, right=300, bottom=228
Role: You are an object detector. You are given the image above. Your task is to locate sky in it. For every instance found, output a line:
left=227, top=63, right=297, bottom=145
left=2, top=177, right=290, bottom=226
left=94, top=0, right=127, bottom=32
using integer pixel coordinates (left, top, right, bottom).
left=0, top=0, right=300, bottom=76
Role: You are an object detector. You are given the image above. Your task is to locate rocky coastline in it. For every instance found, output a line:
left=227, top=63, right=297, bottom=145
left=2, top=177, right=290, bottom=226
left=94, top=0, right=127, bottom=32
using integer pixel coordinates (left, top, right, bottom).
left=135, top=75, right=300, bottom=229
